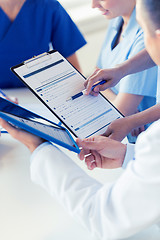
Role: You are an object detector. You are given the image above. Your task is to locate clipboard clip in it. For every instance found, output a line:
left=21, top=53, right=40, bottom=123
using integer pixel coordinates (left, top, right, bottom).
left=24, top=52, right=51, bottom=68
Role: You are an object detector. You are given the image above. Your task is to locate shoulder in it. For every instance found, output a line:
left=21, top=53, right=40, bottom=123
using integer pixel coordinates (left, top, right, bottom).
left=31, top=0, right=68, bottom=19
left=33, top=0, right=62, bottom=9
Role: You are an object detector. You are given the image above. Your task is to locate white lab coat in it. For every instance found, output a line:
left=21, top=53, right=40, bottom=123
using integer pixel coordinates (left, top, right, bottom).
left=30, top=120, right=160, bottom=240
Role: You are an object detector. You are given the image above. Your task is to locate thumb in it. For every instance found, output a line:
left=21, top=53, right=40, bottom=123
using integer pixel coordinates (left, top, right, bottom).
left=99, top=80, right=115, bottom=90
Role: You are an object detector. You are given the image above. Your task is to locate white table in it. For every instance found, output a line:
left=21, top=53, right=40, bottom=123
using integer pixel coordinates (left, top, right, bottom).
left=0, top=88, right=160, bottom=240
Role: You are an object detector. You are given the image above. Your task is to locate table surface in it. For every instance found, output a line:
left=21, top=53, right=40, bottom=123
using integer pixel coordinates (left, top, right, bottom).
left=0, top=88, right=160, bottom=240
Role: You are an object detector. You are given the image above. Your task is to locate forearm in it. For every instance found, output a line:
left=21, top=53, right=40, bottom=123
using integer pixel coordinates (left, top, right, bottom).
left=126, top=103, right=160, bottom=129
left=111, top=93, right=143, bottom=117
left=118, top=49, right=155, bottom=78
left=102, top=89, right=117, bottom=102
left=67, top=53, right=82, bottom=73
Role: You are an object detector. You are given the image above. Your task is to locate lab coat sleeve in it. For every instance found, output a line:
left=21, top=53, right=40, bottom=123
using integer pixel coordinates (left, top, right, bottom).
left=122, top=143, right=135, bottom=169
left=30, top=120, right=160, bottom=240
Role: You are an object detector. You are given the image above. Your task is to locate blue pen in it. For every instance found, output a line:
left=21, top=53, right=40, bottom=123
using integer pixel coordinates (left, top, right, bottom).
left=91, top=80, right=106, bottom=91
left=67, top=80, right=106, bottom=101
left=0, top=130, right=8, bottom=134
left=0, top=89, right=7, bottom=97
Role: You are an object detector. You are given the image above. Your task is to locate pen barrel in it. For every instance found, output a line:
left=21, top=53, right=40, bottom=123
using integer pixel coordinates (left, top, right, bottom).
left=72, top=92, right=83, bottom=100
left=91, top=80, right=106, bottom=91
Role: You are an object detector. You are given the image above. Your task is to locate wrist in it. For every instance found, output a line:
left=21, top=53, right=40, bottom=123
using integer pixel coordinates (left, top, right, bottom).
left=116, top=57, right=134, bottom=79
left=28, top=139, right=47, bottom=153
left=115, top=63, right=128, bottom=80
left=126, top=113, right=144, bottom=130
left=112, top=141, right=127, bottom=167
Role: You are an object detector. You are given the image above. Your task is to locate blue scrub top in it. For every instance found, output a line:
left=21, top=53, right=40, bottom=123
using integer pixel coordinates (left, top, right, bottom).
left=0, top=0, right=86, bottom=88
left=97, top=9, right=157, bottom=141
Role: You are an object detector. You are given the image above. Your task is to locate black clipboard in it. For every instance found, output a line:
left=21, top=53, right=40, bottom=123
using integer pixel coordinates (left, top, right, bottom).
left=11, top=50, right=124, bottom=139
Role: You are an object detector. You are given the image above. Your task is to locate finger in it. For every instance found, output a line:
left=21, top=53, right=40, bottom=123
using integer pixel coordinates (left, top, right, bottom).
left=85, top=70, right=106, bottom=95
left=0, top=118, right=18, bottom=135
left=99, top=80, right=114, bottom=89
left=76, top=137, right=99, bottom=150
left=84, top=79, right=88, bottom=88
left=89, top=91, right=99, bottom=97
left=0, top=118, right=29, bottom=141
left=134, top=128, right=139, bottom=137
left=85, top=77, right=100, bottom=95
left=87, top=73, right=115, bottom=95
left=131, top=128, right=140, bottom=137
left=92, top=86, right=100, bottom=93
left=78, top=148, right=91, bottom=160
left=87, top=161, right=97, bottom=170
left=85, top=154, right=95, bottom=165
left=93, top=82, right=111, bottom=93
left=84, top=69, right=100, bottom=89
left=85, top=150, right=102, bottom=169
left=85, top=154, right=97, bottom=170
left=90, top=162, right=97, bottom=170
left=140, top=125, right=145, bottom=132
left=131, top=129, right=136, bottom=136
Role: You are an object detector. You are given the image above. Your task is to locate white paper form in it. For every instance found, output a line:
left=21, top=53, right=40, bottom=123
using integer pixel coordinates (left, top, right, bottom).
left=13, top=51, right=123, bottom=139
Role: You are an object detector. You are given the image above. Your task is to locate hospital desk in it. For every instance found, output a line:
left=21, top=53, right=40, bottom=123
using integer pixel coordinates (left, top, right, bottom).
left=0, top=88, right=160, bottom=240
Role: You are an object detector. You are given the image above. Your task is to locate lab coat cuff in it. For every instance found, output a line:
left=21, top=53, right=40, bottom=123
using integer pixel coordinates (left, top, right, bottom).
left=122, top=143, right=135, bottom=169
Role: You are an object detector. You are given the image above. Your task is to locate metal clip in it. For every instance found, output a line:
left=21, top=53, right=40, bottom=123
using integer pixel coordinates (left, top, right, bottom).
left=24, top=52, right=51, bottom=68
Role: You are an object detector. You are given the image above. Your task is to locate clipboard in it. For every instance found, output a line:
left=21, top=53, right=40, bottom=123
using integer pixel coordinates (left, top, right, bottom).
left=11, top=50, right=124, bottom=139
left=0, top=97, right=80, bottom=154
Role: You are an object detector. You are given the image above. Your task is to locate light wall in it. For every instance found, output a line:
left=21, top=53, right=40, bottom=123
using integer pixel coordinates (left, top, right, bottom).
left=59, top=0, right=109, bottom=77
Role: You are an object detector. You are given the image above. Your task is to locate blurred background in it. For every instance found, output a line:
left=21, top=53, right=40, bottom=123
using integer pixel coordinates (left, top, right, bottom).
left=0, top=2, right=110, bottom=240
left=59, top=0, right=108, bottom=76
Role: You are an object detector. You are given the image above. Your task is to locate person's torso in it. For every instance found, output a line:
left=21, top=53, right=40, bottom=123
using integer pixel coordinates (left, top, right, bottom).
left=97, top=10, right=157, bottom=133
left=0, top=0, right=86, bottom=88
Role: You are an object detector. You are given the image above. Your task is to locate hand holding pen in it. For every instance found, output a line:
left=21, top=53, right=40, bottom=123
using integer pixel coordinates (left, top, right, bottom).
left=66, top=66, right=122, bottom=101
left=84, top=67, right=122, bottom=95
left=67, top=80, right=106, bottom=101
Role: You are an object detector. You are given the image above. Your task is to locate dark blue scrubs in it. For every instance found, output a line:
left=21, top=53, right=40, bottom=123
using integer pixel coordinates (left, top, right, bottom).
left=0, top=0, right=86, bottom=88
